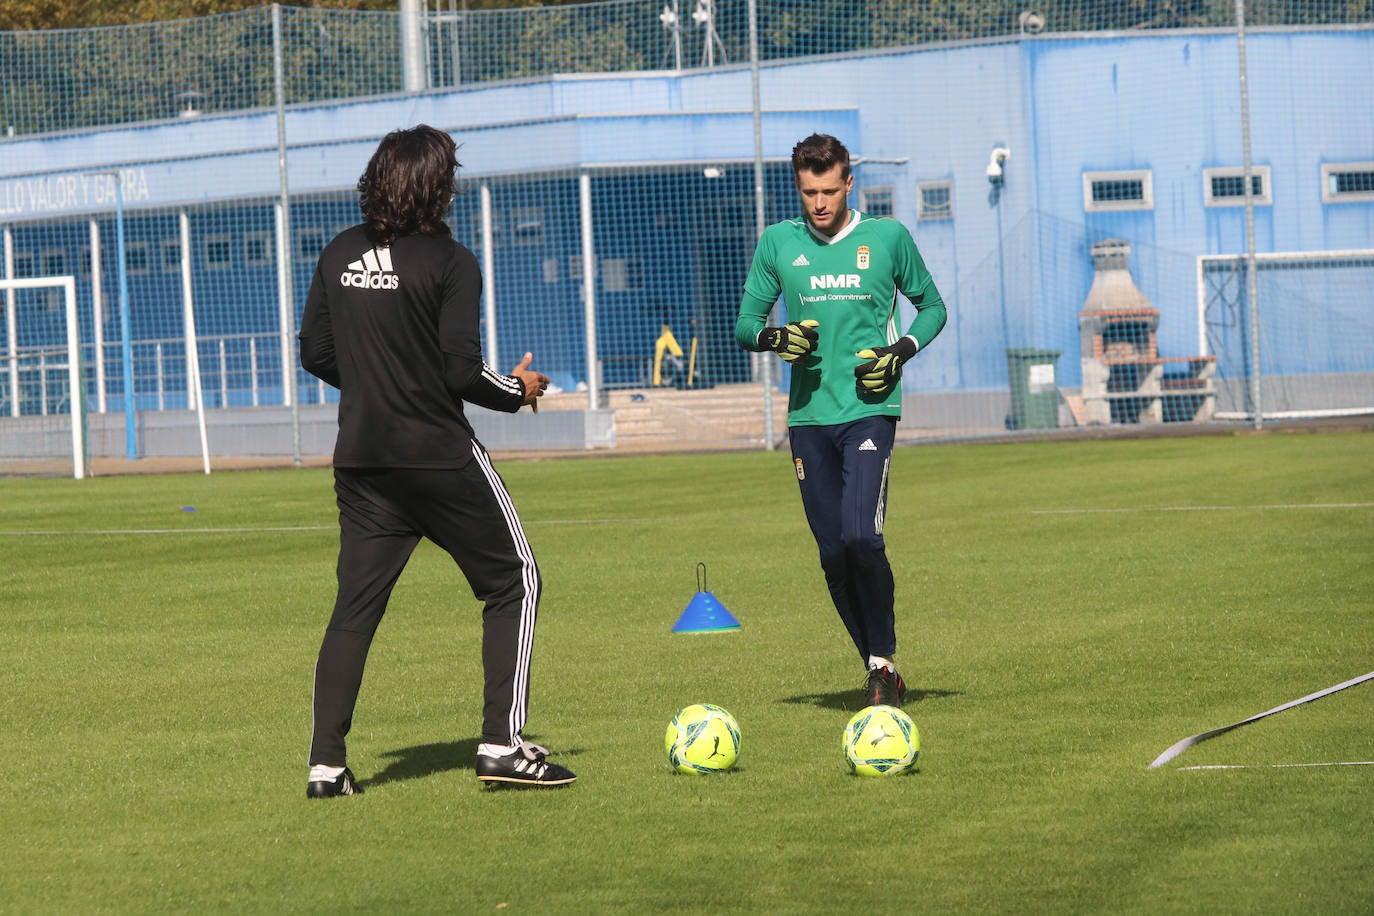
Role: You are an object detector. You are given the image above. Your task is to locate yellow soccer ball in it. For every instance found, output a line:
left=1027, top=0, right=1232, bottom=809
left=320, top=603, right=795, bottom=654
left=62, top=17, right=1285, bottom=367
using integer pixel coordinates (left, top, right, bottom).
left=843, top=705, right=919, bottom=777
left=665, top=703, right=741, bottom=775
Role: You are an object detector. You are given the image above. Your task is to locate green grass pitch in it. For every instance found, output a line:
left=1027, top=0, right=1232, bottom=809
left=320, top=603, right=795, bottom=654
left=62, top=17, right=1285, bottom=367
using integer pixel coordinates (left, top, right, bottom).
left=2, top=431, right=1371, bottom=913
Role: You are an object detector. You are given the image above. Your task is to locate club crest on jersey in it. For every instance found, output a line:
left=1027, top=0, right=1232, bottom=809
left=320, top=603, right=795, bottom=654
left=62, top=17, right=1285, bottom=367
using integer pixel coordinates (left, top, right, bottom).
left=857, top=245, right=870, bottom=270
left=794, top=457, right=805, bottom=481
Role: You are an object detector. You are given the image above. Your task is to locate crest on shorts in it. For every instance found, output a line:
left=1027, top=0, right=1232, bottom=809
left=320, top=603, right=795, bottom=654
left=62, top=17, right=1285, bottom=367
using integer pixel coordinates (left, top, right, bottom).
left=856, top=245, right=870, bottom=270
left=794, top=457, right=805, bottom=481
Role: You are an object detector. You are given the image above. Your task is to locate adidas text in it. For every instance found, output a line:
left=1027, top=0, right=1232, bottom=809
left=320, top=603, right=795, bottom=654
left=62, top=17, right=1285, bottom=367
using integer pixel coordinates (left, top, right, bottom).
left=340, top=270, right=400, bottom=289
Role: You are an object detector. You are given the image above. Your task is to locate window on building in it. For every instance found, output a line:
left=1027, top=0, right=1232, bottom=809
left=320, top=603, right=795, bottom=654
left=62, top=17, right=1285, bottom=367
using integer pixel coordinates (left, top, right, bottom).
left=602, top=257, right=641, bottom=293
left=204, top=235, right=234, bottom=269
left=860, top=187, right=894, bottom=218
left=1203, top=166, right=1271, bottom=207
left=162, top=238, right=182, bottom=272
left=12, top=250, right=35, bottom=277
left=1322, top=162, right=1374, bottom=203
left=126, top=241, right=150, bottom=274
left=244, top=233, right=272, bottom=266
left=511, top=208, right=544, bottom=246
left=41, top=249, right=66, bottom=276
left=295, top=228, right=327, bottom=263
left=916, top=181, right=953, bottom=222
left=1083, top=170, right=1154, bottom=211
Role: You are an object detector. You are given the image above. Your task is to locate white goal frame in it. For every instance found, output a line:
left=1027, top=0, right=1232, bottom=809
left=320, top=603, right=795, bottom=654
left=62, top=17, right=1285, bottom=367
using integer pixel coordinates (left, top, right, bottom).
left=1195, top=249, right=1374, bottom=421
left=1, top=275, right=86, bottom=479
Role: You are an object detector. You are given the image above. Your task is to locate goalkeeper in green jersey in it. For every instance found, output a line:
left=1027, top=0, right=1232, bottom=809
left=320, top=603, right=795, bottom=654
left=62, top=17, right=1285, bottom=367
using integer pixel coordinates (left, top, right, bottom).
left=735, top=133, right=947, bottom=708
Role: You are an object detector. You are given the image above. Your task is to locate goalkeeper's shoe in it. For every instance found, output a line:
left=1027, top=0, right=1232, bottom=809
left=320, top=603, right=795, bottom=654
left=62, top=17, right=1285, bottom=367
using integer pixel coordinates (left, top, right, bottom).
left=865, top=666, right=907, bottom=708
left=761, top=319, right=820, bottom=363
left=307, top=765, right=363, bottom=799
left=476, top=741, right=577, bottom=788
left=854, top=337, right=918, bottom=396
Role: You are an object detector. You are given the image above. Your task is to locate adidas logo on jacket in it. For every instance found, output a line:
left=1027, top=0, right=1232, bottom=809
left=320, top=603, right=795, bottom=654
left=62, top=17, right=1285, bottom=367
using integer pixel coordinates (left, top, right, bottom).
left=340, top=246, right=400, bottom=289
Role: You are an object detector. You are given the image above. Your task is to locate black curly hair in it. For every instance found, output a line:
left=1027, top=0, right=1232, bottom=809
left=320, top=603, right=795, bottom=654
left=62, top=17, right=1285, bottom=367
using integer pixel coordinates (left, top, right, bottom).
left=357, top=124, right=459, bottom=246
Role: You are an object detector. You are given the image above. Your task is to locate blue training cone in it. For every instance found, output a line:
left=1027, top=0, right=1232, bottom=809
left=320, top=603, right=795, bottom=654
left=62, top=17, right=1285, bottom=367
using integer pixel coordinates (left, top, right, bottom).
left=671, top=563, right=740, bottom=634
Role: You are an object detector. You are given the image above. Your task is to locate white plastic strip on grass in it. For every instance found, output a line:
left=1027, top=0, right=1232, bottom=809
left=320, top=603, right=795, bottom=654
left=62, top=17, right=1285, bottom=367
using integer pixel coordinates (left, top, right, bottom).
left=1149, top=670, right=1374, bottom=769
left=1179, top=762, right=1374, bottom=771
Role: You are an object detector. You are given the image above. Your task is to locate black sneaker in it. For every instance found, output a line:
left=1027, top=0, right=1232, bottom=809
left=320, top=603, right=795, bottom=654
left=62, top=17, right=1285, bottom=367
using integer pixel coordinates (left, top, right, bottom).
left=476, top=742, right=577, bottom=788
left=307, top=765, right=363, bottom=799
left=865, top=666, right=907, bottom=708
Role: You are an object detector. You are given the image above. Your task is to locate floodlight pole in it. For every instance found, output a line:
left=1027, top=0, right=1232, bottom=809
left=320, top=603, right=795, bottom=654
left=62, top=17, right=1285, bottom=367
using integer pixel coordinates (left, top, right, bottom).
left=400, top=0, right=427, bottom=92
left=660, top=1, right=683, bottom=70
left=1235, top=0, right=1262, bottom=429
left=695, top=0, right=727, bottom=68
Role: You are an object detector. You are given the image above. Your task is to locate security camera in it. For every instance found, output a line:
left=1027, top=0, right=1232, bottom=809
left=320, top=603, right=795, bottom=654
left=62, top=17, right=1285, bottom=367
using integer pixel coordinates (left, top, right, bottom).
left=1018, top=10, right=1045, bottom=35
left=987, top=146, right=1010, bottom=183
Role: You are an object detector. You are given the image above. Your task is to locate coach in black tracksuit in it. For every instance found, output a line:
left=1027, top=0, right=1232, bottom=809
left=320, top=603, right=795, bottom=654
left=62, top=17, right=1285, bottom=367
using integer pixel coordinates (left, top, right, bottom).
left=299, top=125, right=575, bottom=797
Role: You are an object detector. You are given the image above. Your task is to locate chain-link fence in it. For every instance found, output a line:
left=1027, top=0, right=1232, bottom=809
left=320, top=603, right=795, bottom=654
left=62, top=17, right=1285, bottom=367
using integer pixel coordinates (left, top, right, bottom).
left=2, top=1, right=1372, bottom=473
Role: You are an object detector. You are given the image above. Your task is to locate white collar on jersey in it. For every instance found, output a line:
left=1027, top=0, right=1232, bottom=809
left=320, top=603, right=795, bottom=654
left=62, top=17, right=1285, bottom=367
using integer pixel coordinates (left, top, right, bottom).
left=805, top=210, right=859, bottom=245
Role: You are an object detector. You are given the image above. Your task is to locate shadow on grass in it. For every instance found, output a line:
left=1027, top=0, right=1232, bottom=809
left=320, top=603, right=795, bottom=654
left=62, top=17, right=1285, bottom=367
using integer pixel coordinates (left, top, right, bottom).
left=366, top=739, right=481, bottom=789
left=366, top=737, right=588, bottom=789
left=780, top=686, right=962, bottom=712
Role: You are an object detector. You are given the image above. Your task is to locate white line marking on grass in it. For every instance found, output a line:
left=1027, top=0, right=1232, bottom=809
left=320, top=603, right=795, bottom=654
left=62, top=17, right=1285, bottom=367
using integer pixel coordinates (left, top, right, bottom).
left=1179, top=762, right=1374, bottom=771
left=0, top=518, right=647, bottom=536
left=0, top=526, right=336, bottom=535
left=527, top=518, right=655, bottom=525
left=1033, top=502, right=1374, bottom=515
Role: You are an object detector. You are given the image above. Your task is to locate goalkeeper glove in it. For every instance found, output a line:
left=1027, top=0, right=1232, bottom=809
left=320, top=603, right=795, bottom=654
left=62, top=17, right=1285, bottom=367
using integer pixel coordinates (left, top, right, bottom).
left=760, top=319, right=820, bottom=363
left=854, top=337, right=918, bottom=396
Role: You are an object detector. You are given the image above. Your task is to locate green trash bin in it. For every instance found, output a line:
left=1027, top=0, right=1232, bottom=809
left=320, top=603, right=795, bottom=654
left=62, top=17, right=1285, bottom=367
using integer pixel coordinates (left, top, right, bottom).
left=1006, top=348, right=1061, bottom=430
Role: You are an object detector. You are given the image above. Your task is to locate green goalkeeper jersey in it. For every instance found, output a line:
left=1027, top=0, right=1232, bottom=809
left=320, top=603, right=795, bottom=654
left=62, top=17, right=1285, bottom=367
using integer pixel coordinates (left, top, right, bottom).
left=735, top=210, right=946, bottom=427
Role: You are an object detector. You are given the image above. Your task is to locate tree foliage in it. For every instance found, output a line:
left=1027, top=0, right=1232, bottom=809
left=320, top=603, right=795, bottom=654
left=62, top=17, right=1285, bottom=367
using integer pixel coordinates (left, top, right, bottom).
left=3, top=1, right=1368, bottom=136
left=0, top=1, right=591, bottom=33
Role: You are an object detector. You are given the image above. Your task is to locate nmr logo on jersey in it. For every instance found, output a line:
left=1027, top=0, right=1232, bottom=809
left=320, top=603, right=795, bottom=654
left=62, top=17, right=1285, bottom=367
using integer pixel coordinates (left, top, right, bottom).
left=810, top=274, right=861, bottom=289
left=341, top=246, right=400, bottom=289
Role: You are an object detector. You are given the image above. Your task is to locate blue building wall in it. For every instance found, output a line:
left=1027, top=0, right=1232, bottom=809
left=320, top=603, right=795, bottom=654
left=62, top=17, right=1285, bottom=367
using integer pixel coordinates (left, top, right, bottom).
left=1, top=29, right=1369, bottom=404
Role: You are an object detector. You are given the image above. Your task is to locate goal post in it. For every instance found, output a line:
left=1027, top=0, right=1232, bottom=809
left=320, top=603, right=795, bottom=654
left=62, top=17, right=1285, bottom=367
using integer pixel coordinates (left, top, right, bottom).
left=1197, top=249, right=1374, bottom=421
left=0, top=276, right=87, bottom=479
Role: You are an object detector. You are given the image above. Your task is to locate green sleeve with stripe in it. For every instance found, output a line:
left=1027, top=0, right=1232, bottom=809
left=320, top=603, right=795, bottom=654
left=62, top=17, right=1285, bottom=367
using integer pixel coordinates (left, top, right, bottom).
left=893, top=222, right=947, bottom=350
left=735, top=229, right=782, bottom=351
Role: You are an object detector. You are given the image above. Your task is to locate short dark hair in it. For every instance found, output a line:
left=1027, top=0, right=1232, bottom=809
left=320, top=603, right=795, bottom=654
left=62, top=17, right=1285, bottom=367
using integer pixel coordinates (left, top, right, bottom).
left=357, top=124, right=459, bottom=246
left=791, top=133, right=851, bottom=180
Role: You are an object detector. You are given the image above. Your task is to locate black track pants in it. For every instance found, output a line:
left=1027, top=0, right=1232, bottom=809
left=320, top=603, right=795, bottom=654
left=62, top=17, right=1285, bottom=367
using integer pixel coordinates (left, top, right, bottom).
left=788, top=416, right=898, bottom=662
left=309, top=446, right=540, bottom=765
